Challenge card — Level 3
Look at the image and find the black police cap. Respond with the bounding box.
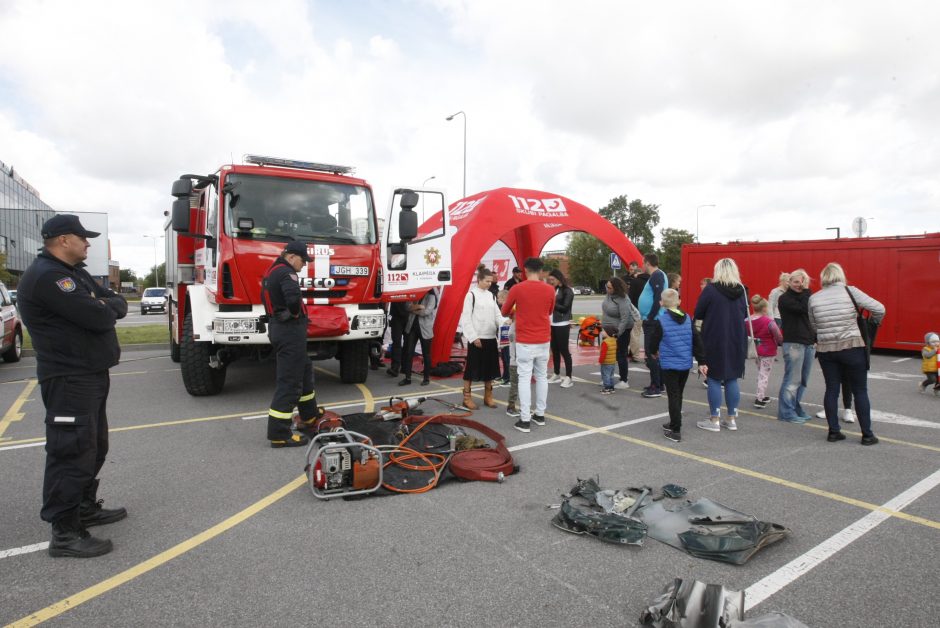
[41,214,101,239]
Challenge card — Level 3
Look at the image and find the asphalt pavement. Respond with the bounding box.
[1,339,938,627]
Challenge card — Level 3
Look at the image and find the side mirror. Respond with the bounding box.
[398,210,418,242]
[400,190,419,210]
[171,198,191,232]
[171,178,193,198]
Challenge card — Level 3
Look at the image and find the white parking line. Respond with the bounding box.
[891,357,912,363]
[0,541,49,560]
[508,412,669,452]
[744,466,940,611]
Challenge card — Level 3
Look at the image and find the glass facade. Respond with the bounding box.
[0,158,57,280]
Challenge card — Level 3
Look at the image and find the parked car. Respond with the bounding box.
[140,287,168,315]
[8,289,16,305]
[0,281,23,363]
[573,286,593,295]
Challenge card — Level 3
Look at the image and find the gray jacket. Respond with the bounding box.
[808,283,885,353]
[405,288,439,339]
[601,294,634,337]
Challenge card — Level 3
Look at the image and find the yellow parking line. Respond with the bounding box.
[0,380,37,441]
[7,475,307,627]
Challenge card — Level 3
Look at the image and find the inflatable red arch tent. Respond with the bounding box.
[426,187,644,367]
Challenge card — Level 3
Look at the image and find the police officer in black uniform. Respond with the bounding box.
[261,241,322,447]
[17,215,128,558]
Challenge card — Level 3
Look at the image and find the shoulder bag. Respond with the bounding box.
[845,286,879,370]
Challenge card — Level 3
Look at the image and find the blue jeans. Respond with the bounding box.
[778,342,815,420]
[600,364,615,389]
[706,377,740,418]
[818,347,874,437]
[516,342,549,421]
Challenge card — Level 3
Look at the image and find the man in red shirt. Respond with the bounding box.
[501,257,555,432]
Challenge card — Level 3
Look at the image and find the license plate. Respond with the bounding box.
[330,265,369,276]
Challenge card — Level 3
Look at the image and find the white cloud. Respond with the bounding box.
[0,0,938,276]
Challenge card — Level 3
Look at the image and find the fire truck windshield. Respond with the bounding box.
[223,174,376,245]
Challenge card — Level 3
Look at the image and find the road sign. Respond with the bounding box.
[610,253,621,270]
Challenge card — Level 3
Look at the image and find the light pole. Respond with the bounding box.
[695,204,716,242]
[445,111,466,198]
[143,234,164,287]
[422,175,436,187]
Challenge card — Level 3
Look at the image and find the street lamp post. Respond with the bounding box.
[445,111,466,198]
[143,234,164,287]
[695,204,716,242]
[422,175,436,187]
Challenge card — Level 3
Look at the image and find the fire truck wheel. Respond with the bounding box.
[180,310,227,395]
[338,339,369,384]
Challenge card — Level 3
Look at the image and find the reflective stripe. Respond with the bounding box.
[298,392,315,402]
[268,409,293,419]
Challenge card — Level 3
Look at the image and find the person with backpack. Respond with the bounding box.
[459,265,503,409]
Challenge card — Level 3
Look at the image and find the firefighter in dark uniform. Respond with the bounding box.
[17,215,128,558]
[262,241,322,447]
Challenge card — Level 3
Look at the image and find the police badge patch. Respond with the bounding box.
[56,278,77,292]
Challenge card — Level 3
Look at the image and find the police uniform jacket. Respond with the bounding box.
[263,258,306,322]
[17,250,127,382]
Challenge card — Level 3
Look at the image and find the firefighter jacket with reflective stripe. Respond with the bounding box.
[261,258,306,321]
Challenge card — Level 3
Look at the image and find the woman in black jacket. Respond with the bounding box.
[546,269,575,387]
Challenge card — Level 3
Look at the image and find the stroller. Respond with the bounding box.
[578,316,602,346]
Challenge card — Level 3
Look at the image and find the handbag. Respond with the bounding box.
[741,285,759,360]
[845,287,879,369]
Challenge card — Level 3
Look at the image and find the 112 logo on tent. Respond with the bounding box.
[508,195,567,216]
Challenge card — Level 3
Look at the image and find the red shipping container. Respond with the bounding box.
[680,233,940,351]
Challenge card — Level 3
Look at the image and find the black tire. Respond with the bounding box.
[168,307,181,363]
[180,310,226,395]
[2,328,22,363]
[338,339,369,384]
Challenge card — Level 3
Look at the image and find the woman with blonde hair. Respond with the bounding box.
[459,264,504,409]
[693,258,748,432]
[808,262,885,445]
[768,272,789,327]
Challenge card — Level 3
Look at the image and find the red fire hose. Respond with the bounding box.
[402,414,516,482]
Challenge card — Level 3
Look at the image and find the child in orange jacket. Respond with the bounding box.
[920,332,939,394]
[599,326,619,395]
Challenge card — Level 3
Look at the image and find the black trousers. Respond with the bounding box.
[40,371,110,523]
[661,369,690,432]
[267,319,316,439]
[643,320,662,388]
[401,326,432,378]
[616,330,631,383]
[550,325,572,376]
[388,314,407,371]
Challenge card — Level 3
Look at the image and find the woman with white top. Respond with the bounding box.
[459,264,504,409]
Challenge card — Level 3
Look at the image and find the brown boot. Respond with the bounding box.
[483,381,497,408]
[462,381,478,410]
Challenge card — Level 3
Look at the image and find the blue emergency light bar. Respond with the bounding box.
[243,154,356,175]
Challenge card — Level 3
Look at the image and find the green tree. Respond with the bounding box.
[657,227,695,275]
[541,257,560,273]
[142,263,166,289]
[119,268,138,284]
[599,195,661,253]
[0,253,12,285]
[566,232,612,291]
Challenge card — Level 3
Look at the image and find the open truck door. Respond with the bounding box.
[381,188,453,299]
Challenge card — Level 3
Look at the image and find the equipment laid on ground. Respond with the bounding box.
[305,429,383,499]
[164,155,455,394]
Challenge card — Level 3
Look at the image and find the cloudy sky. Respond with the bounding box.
[1,0,937,276]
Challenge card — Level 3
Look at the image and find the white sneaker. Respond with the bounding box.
[720,418,738,431]
[546,373,561,384]
[842,408,855,423]
[614,380,630,390]
[559,376,574,388]
[697,419,721,432]
[815,410,826,419]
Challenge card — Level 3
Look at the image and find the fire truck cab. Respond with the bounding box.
[166,155,453,396]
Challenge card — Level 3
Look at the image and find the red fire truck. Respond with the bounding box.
[165,155,453,395]
[680,233,940,351]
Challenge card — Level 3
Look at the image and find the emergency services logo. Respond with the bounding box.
[448,197,486,221]
[508,194,568,217]
[424,247,442,267]
[56,278,76,292]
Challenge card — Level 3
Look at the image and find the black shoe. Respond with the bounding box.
[49,514,112,558]
[662,423,672,431]
[531,415,546,426]
[270,433,309,448]
[80,481,127,528]
[398,377,412,386]
[827,431,846,442]
[421,377,430,386]
[663,430,681,443]
[513,420,531,433]
[861,435,879,446]
[641,388,662,398]
[386,367,399,377]
[753,399,767,409]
